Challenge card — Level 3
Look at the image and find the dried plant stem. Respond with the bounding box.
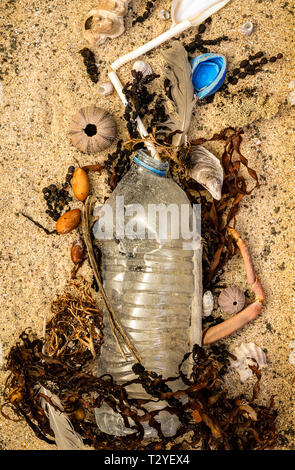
[82,197,142,363]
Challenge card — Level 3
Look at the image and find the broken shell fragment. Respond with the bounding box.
[189,146,223,200]
[83,1,130,46]
[72,167,90,202]
[239,21,254,36]
[69,105,117,154]
[218,286,245,314]
[191,53,227,99]
[132,60,153,77]
[56,209,81,235]
[158,9,170,20]
[203,291,214,317]
[97,81,114,96]
[231,342,267,382]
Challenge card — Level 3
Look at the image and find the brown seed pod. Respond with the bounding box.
[56,209,81,234]
[218,286,245,314]
[69,105,117,154]
[72,167,90,201]
[72,408,85,422]
[71,238,85,264]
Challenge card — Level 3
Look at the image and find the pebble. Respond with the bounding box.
[288,91,295,106]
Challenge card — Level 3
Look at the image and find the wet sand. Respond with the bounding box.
[0,0,294,450]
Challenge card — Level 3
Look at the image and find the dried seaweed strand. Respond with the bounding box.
[81,197,142,363]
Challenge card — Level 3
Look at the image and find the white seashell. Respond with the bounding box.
[83,1,130,46]
[158,9,170,20]
[231,342,267,382]
[239,21,254,36]
[202,291,214,317]
[288,90,295,106]
[189,146,223,200]
[132,60,153,78]
[98,81,114,96]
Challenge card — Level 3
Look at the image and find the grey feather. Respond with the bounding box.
[39,315,87,450]
[189,145,223,200]
[161,41,195,147]
[39,386,87,450]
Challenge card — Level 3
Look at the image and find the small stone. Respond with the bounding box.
[288,91,295,106]
[157,9,170,20]
[269,56,277,62]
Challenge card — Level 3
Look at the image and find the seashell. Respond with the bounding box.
[158,9,170,20]
[190,53,227,99]
[231,342,267,382]
[56,209,81,235]
[83,1,130,46]
[239,21,254,36]
[72,167,90,202]
[132,60,153,78]
[218,286,245,314]
[69,105,117,154]
[288,91,295,106]
[97,81,114,96]
[202,290,214,317]
[189,145,223,200]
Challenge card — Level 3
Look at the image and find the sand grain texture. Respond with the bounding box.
[0,0,294,450]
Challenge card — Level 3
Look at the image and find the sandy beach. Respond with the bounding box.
[0,0,294,450]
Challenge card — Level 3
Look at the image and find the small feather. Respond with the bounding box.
[189,145,223,200]
[162,42,195,147]
[39,386,87,450]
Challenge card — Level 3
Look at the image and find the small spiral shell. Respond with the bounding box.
[202,291,214,317]
[218,286,245,314]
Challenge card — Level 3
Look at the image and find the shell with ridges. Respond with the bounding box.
[132,60,153,78]
[202,291,214,317]
[218,286,245,314]
[98,81,114,96]
[69,105,117,154]
[83,1,130,46]
[231,342,267,382]
[189,145,223,200]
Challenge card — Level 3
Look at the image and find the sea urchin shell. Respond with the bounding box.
[69,106,117,154]
[218,286,245,314]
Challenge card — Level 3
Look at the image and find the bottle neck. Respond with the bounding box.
[133,150,168,177]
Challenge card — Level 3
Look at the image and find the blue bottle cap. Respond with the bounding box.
[191,54,227,99]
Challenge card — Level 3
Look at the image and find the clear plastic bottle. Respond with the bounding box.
[93,150,202,437]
